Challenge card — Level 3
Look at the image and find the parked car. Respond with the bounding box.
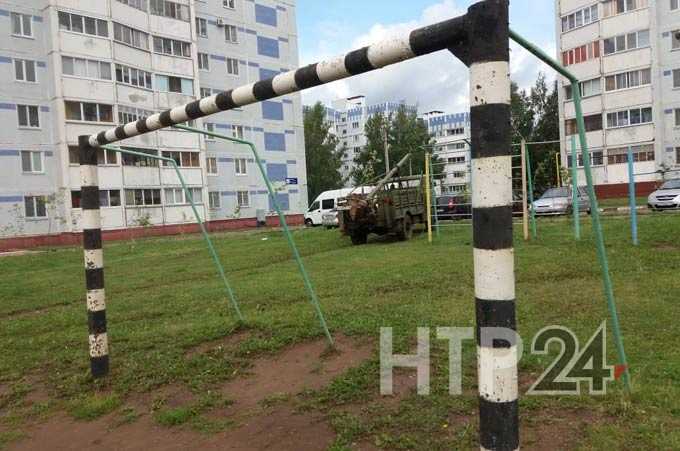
[647,179,680,211]
[531,187,591,216]
[436,195,471,220]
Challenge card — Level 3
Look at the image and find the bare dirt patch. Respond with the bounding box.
[6,334,374,451]
[184,329,253,358]
[522,408,609,451]
[217,333,374,411]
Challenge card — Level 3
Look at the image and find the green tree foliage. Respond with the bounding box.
[303,102,344,202]
[352,106,439,185]
[511,73,560,195]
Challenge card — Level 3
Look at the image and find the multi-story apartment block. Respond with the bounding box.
[423,110,471,195]
[319,96,417,185]
[556,0,680,196]
[0,0,306,245]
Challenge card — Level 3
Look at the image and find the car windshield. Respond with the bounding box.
[540,188,569,199]
[660,179,680,190]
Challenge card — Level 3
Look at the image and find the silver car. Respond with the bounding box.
[648,179,680,211]
[531,187,591,216]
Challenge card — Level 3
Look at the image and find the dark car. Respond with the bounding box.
[436,195,471,220]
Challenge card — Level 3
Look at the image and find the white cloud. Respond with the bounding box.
[300,0,556,113]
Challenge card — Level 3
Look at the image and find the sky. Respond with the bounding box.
[296,0,557,114]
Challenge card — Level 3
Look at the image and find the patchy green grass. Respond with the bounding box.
[1,214,679,449]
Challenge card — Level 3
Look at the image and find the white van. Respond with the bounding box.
[304,187,371,226]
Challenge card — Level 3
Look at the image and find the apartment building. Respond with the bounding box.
[0,0,305,242]
[320,96,418,185]
[557,0,680,196]
[423,110,471,195]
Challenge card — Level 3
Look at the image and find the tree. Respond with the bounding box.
[352,106,437,185]
[510,81,534,143]
[303,103,344,202]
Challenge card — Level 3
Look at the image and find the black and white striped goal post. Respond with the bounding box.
[79,0,517,447]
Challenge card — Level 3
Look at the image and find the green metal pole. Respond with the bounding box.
[100,145,244,322]
[524,143,538,239]
[570,135,581,241]
[510,29,631,391]
[429,154,440,238]
[172,124,334,346]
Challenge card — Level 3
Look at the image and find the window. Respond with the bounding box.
[226,57,239,75]
[606,107,653,128]
[567,151,604,167]
[17,105,40,128]
[11,12,32,37]
[118,105,153,125]
[203,123,215,140]
[209,192,221,209]
[207,157,218,174]
[561,5,598,32]
[237,190,249,207]
[68,146,80,165]
[448,156,465,164]
[64,101,113,123]
[150,0,190,21]
[447,127,464,136]
[153,36,191,57]
[116,0,148,12]
[673,30,680,50]
[58,12,108,37]
[200,88,212,98]
[165,187,202,205]
[225,25,238,43]
[562,41,600,66]
[71,190,121,208]
[62,57,112,80]
[224,0,236,8]
[235,158,247,175]
[603,30,650,55]
[97,148,118,165]
[674,108,680,127]
[155,75,194,95]
[453,171,466,178]
[604,68,651,91]
[122,148,158,167]
[198,53,209,70]
[232,125,244,139]
[24,196,47,218]
[113,23,149,50]
[565,114,602,135]
[677,147,680,164]
[674,69,680,88]
[115,64,153,89]
[21,151,43,173]
[606,145,655,164]
[602,0,648,17]
[673,0,680,10]
[14,59,36,82]
[196,17,208,37]
[161,151,200,167]
[125,189,161,206]
[565,78,601,100]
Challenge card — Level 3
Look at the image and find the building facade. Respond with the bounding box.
[423,110,471,195]
[0,0,306,242]
[319,96,418,185]
[556,0,680,196]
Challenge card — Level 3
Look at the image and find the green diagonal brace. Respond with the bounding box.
[172,124,334,346]
[101,145,244,322]
[510,29,631,392]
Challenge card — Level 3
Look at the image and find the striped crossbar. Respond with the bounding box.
[87,15,466,147]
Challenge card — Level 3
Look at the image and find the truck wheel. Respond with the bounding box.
[350,231,368,245]
[397,215,413,241]
[305,219,314,227]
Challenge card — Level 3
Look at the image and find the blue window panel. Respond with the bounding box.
[259,68,279,80]
[0,56,12,64]
[0,149,20,156]
[0,103,16,110]
[269,193,289,211]
[0,195,23,203]
[181,79,194,95]
[262,101,284,120]
[257,36,280,58]
[266,163,287,181]
[255,4,277,27]
[264,132,286,151]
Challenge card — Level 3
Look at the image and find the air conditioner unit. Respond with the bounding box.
[216,18,225,27]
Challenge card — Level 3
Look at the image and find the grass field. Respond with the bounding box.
[1,213,679,450]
